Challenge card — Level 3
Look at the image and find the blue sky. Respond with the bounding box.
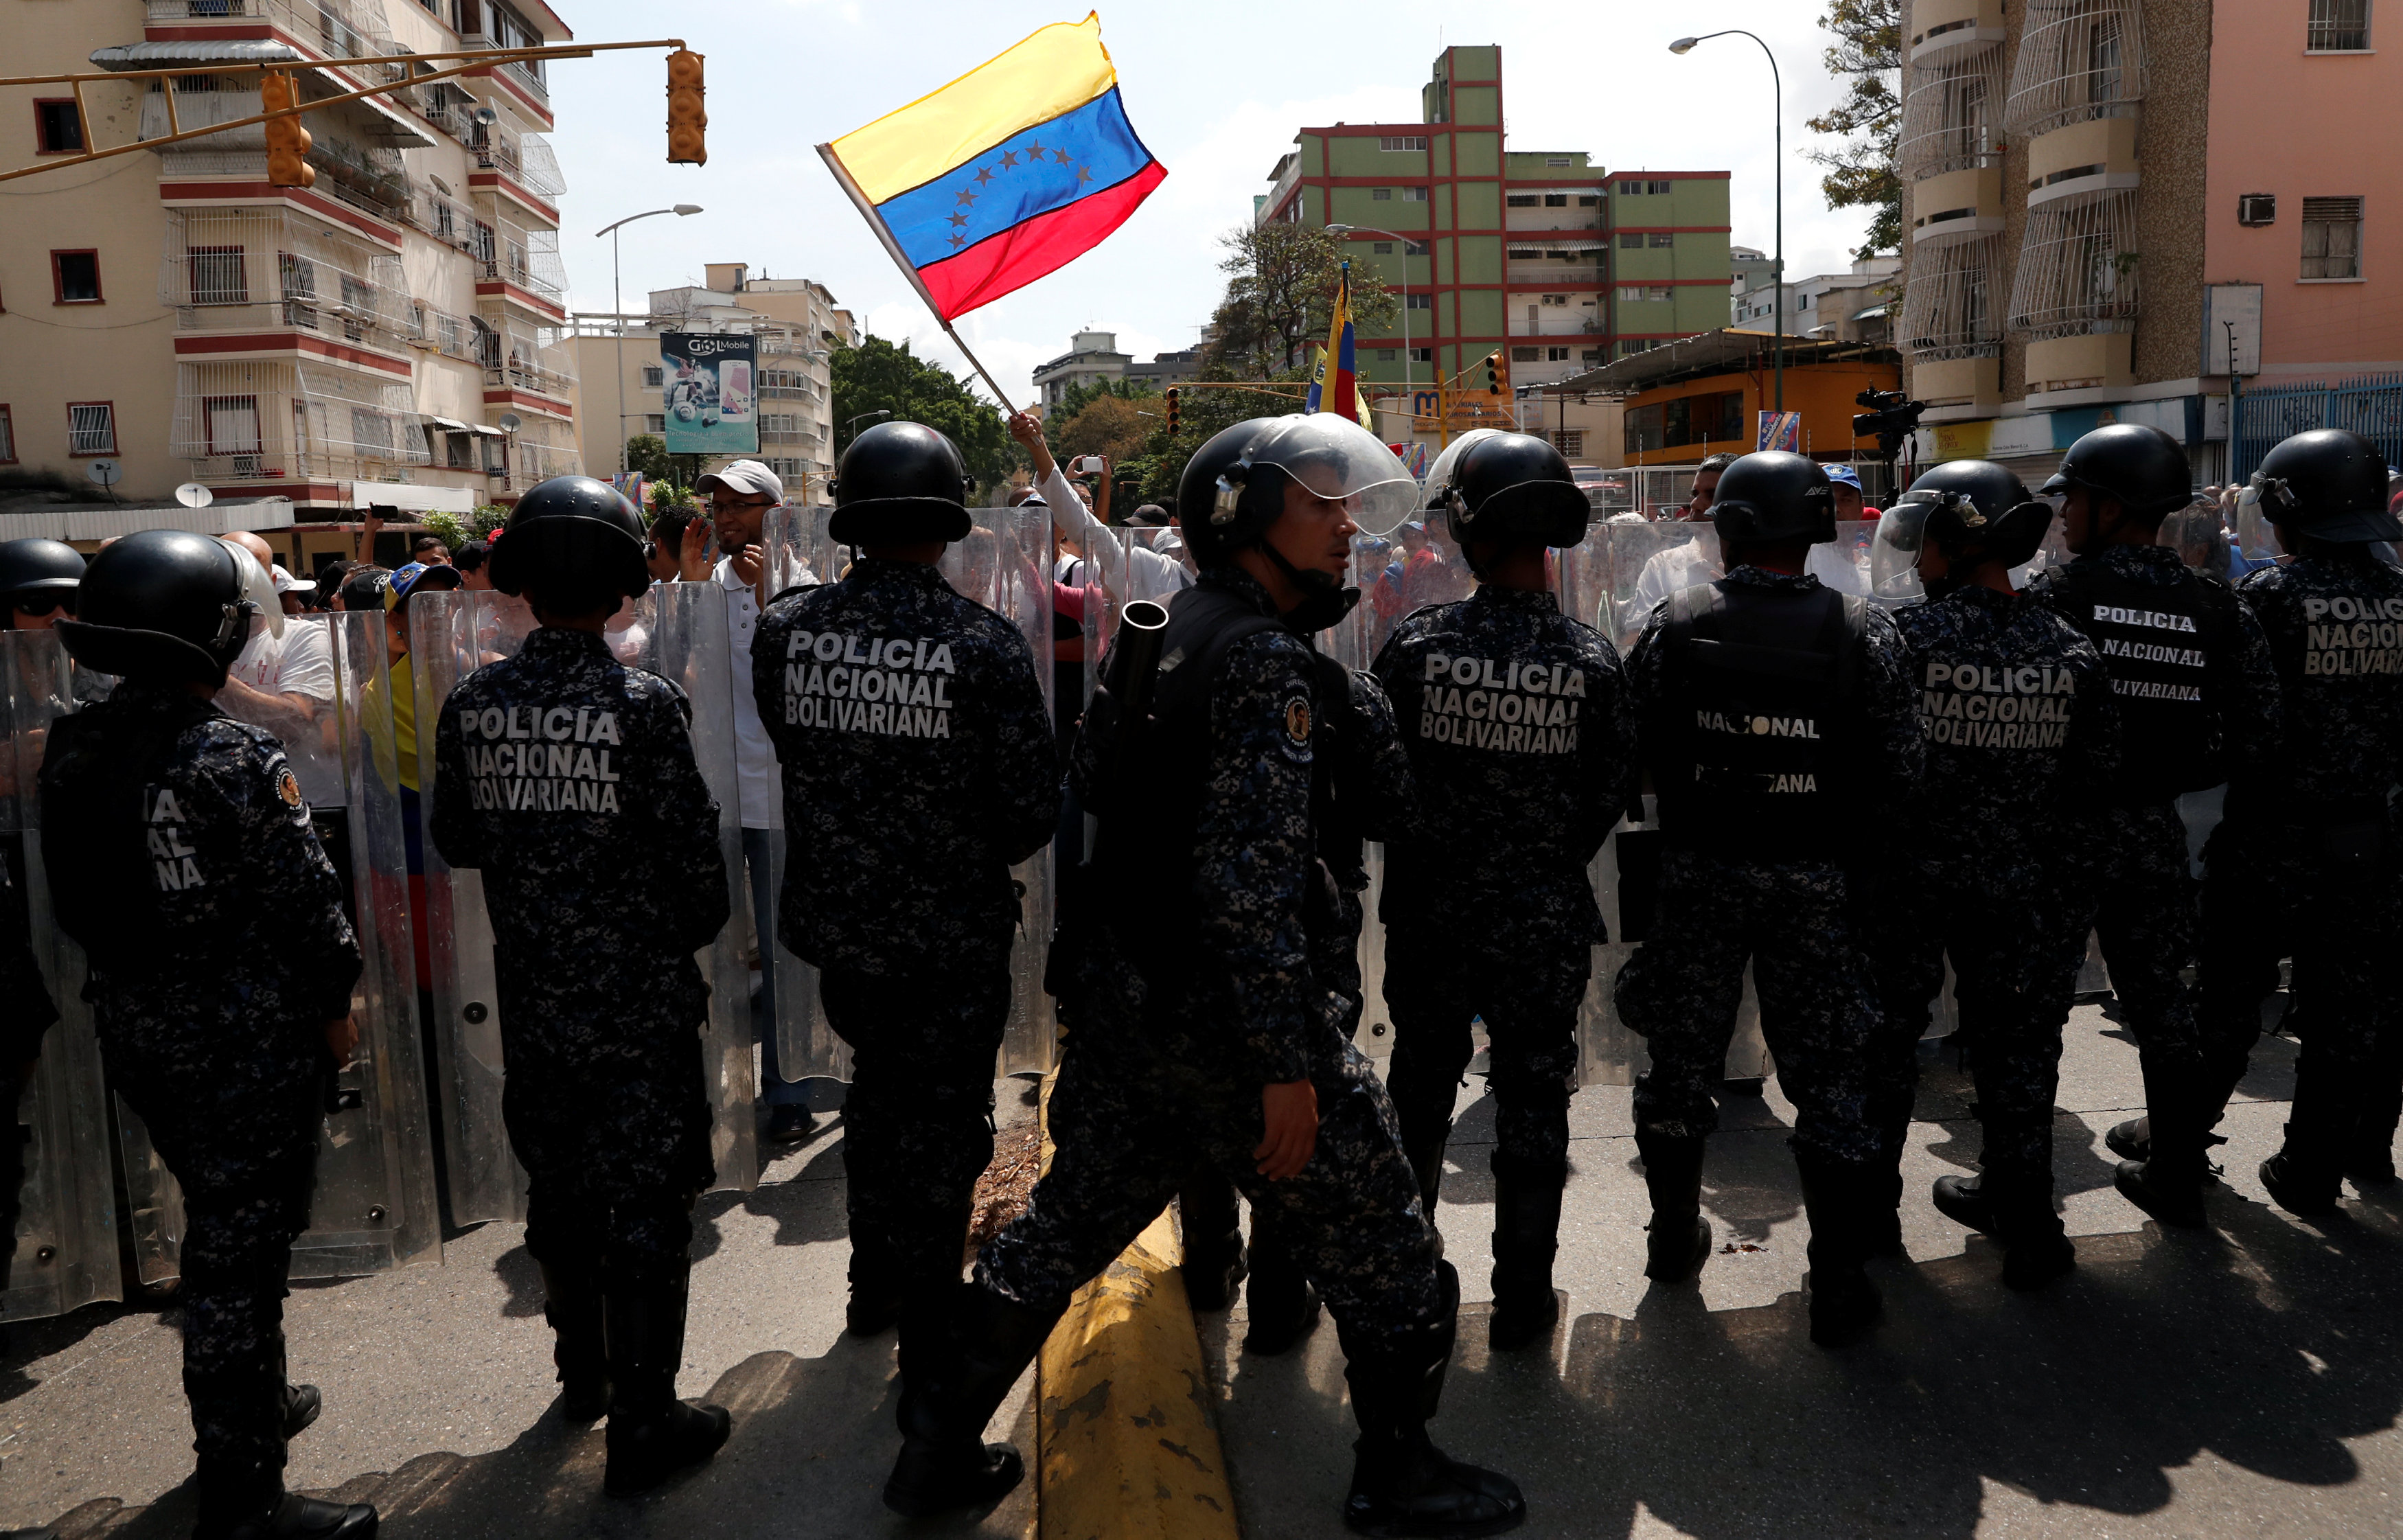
[547,0,1880,404]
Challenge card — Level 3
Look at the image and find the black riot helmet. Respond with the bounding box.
[485,474,651,609]
[1708,452,1837,546]
[829,420,974,545]
[1175,417,1281,566]
[2252,428,2403,542]
[1440,432,1592,552]
[55,529,255,685]
[1885,459,2054,569]
[2040,423,2192,521]
[0,538,86,611]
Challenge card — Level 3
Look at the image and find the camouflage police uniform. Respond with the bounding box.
[980,568,1442,1339]
[1873,586,2119,1184]
[430,626,728,1287]
[2025,544,2281,1075]
[1372,585,1633,1191]
[2200,553,2403,1152]
[752,559,1059,1322]
[1615,566,1920,1164]
[39,679,360,1513]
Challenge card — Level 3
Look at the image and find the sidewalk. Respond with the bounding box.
[1202,1002,2403,1538]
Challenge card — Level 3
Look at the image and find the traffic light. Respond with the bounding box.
[1164,386,1180,437]
[1851,388,1927,461]
[1484,352,1502,394]
[666,49,707,165]
[262,72,314,189]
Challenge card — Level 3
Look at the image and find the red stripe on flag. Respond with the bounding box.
[917,161,1166,321]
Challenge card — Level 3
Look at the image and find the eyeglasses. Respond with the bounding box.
[11,593,74,617]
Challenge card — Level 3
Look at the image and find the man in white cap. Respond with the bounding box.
[691,459,816,1142]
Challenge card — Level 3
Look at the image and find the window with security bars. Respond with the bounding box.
[1900,235,2001,358]
[1551,430,1585,457]
[2308,0,2371,49]
[2005,1,2146,139]
[2302,196,2364,278]
[641,365,664,387]
[1899,51,2006,180]
[185,246,246,304]
[643,414,666,434]
[2008,192,2140,338]
[69,402,116,456]
[202,395,260,456]
[0,406,14,465]
[278,251,317,327]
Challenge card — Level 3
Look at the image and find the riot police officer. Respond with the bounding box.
[2025,424,2279,1228]
[891,415,1526,1537]
[1613,450,1920,1346]
[430,477,735,1495]
[41,531,374,1540]
[750,424,1060,1366]
[0,537,84,632]
[2183,429,2403,1214]
[1867,461,2119,1288]
[1372,432,1633,1351]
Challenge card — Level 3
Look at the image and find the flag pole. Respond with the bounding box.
[816,142,1017,413]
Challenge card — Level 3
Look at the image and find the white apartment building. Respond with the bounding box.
[0,0,580,560]
[571,263,858,496]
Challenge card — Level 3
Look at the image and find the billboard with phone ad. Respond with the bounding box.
[660,332,759,456]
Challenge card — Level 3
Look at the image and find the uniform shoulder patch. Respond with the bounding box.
[275,765,304,809]
[1283,693,1312,748]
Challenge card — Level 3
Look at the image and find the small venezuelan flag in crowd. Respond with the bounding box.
[1305,261,1364,427]
[817,13,1165,321]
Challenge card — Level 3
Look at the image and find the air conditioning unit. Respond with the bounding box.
[2238,193,2277,227]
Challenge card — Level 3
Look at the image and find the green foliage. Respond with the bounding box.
[1118,363,1315,508]
[1804,0,1902,260]
[622,435,700,512]
[1050,374,1158,423]
[829,335,1017,496]
[1202,223,1398,377]
[419,506,507,548]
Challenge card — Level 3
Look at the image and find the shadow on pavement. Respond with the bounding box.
[42,1335,1033,1540]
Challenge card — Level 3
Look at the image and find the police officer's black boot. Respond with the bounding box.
[884,1283,1063,1517]
[1795,1151,1883,1347]
[1485,1169,1563,1353]
[1633,1129,1711,1283]
[2261,1053,2358,1216]
[537,1262,610,1421]
[1177,1169,1248,1312]
[196,1464,378,1540]
[1930,1166,2074,1291]
[1337,1262,1526,1538]
[1241,1208,1322,1356]
[2113,1059,2214,1228]
[601,1265,732,1496]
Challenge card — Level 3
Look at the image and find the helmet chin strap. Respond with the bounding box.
[1256,539,1357,632]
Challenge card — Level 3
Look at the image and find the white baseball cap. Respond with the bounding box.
[271,564,317,595]
[696,459,784,503]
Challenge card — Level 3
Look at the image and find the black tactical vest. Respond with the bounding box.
[1652,580,1867,858]
[2043,560,2242,798]
[38,694,222,978]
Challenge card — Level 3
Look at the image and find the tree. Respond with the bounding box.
[1202,222,1398,377]
[1805,0,1902,260]
[829,335,1017,496]
[620,435,698,512]
[1122,363,1316,507]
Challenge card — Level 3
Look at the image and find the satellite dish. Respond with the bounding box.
[176,482,214,509]
[498,412,522,433]
[474,106,498,126]
[86,459,121,487]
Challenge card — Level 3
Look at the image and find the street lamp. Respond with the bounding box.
[1329,222,1418,431]
[846,409,892,439]
[595,204,703,475]
[1670,31,1783,416]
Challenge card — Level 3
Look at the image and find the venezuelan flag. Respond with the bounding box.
[817,14,1165,322]
[1305,262,1359,422]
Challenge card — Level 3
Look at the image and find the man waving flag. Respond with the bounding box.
[818,13,1165,403]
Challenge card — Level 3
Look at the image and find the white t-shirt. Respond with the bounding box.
[273,619,345,805]
[717,556,782,830]
[227,618,284,693]
[1630,533,1869,620]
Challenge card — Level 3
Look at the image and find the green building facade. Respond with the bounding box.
[1258,46,1731,408]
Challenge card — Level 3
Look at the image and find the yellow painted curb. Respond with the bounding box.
[1034,1077,1241,1540]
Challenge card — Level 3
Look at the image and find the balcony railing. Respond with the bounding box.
[479,213,566,303]
[1898,51,2008,180]
[478,314,577,398]
[2004,0,2146,140]
[1505,266,1605,288]
[171,357,428,480]
[1898,235,2002,359]
[146,0,398,68]
[2006,189,2141,339]
[161,207,411,347]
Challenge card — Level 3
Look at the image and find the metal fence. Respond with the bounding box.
[2233,373,2403,481]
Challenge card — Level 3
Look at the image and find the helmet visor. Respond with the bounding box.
[1418,428,1504,513]
[1245,413,1421,536]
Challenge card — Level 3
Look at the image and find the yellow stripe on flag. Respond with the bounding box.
[827,12,1120,206]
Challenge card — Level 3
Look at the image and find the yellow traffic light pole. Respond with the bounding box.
[0,40,696,187]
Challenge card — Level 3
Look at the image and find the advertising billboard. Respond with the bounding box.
[660,332,759,456]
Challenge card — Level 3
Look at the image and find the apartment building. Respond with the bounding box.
[1028,330,1200,411]
[0,0,583,541]
[1254,45,1731,441]
[571,263,858,495]
[1898,0,2402,485]
[1734,254,1902,347]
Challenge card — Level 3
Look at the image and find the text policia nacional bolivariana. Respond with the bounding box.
[2300,594,2403,676]
[1414,652,1587,754]
[460,704,628,813]
[781,630,960,739]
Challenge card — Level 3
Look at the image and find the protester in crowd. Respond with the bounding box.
[1825,463,1877,520]
[273,566,317,617]
[413,536,452,567]
[455,540,494,591]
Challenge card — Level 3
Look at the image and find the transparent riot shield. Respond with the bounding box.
[411,590,533,1224]
[2158,503,2234,580]
[0,633,121,1323]
[1597,521,1718,652]
[762,502,842,597]
[115,612,441,1283]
